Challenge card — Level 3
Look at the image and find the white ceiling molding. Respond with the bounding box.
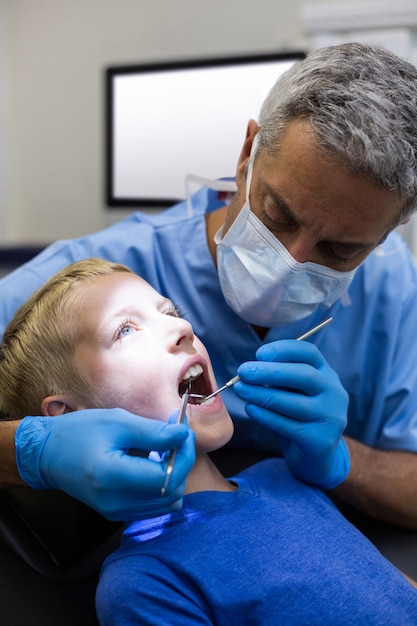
[302,1,417,33]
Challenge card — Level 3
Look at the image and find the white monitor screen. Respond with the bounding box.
[105,52,305,207]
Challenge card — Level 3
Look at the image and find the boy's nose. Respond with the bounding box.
[167,317,195,351]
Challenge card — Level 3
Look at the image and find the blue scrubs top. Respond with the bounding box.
[1,187,417,453]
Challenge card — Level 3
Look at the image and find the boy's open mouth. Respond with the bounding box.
[178,364,212,404]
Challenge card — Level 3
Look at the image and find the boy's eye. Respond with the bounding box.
[164,307,179,318]
[119,324,136,337]
[114,320,138,341]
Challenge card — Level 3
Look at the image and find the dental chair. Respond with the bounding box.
[0,487,123,626]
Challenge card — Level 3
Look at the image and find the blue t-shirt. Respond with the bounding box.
[1,188,417,452]
[96,459,417,625]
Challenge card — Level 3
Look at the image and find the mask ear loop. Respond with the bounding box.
[184,174,237,217]
[245,132,260,203]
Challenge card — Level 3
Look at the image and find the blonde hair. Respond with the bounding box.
[0,258,133,419]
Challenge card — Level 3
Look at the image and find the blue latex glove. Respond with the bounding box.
[235,340,350,490]
[15,408,195,522]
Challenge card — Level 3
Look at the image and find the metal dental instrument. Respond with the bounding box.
[293,316,333,341]
[195,375,241,404]
[160,388,190,497]
[195,316,333,404]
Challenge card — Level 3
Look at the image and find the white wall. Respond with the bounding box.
[0,1,9,240]
[0,0,307,245]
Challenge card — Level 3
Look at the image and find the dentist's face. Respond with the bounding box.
[223,118,406,272]
[72,272,233,454]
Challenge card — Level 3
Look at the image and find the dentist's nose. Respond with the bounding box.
[280,230,316,264]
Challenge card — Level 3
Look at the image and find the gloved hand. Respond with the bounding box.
[234,340,350,490]
[15,408,195,522]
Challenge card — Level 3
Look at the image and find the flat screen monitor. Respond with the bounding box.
[105,52,305,208]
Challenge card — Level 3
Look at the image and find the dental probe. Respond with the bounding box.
[294,316,333,341]
[160,388,190,497]
[196,375,241,404]
[197,316,333,404]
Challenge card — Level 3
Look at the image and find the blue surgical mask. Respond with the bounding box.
[215,140,356,327]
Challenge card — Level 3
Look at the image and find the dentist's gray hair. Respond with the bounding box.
[257,42,417,222]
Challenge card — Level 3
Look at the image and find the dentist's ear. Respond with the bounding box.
[41,395,85,416]
[235,119,259,185]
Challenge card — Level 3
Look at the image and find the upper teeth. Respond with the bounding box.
[182,364,203,381]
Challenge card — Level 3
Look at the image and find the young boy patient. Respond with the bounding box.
[0,258,416,625]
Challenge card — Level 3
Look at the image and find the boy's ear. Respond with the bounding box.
[41,395,85,416]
